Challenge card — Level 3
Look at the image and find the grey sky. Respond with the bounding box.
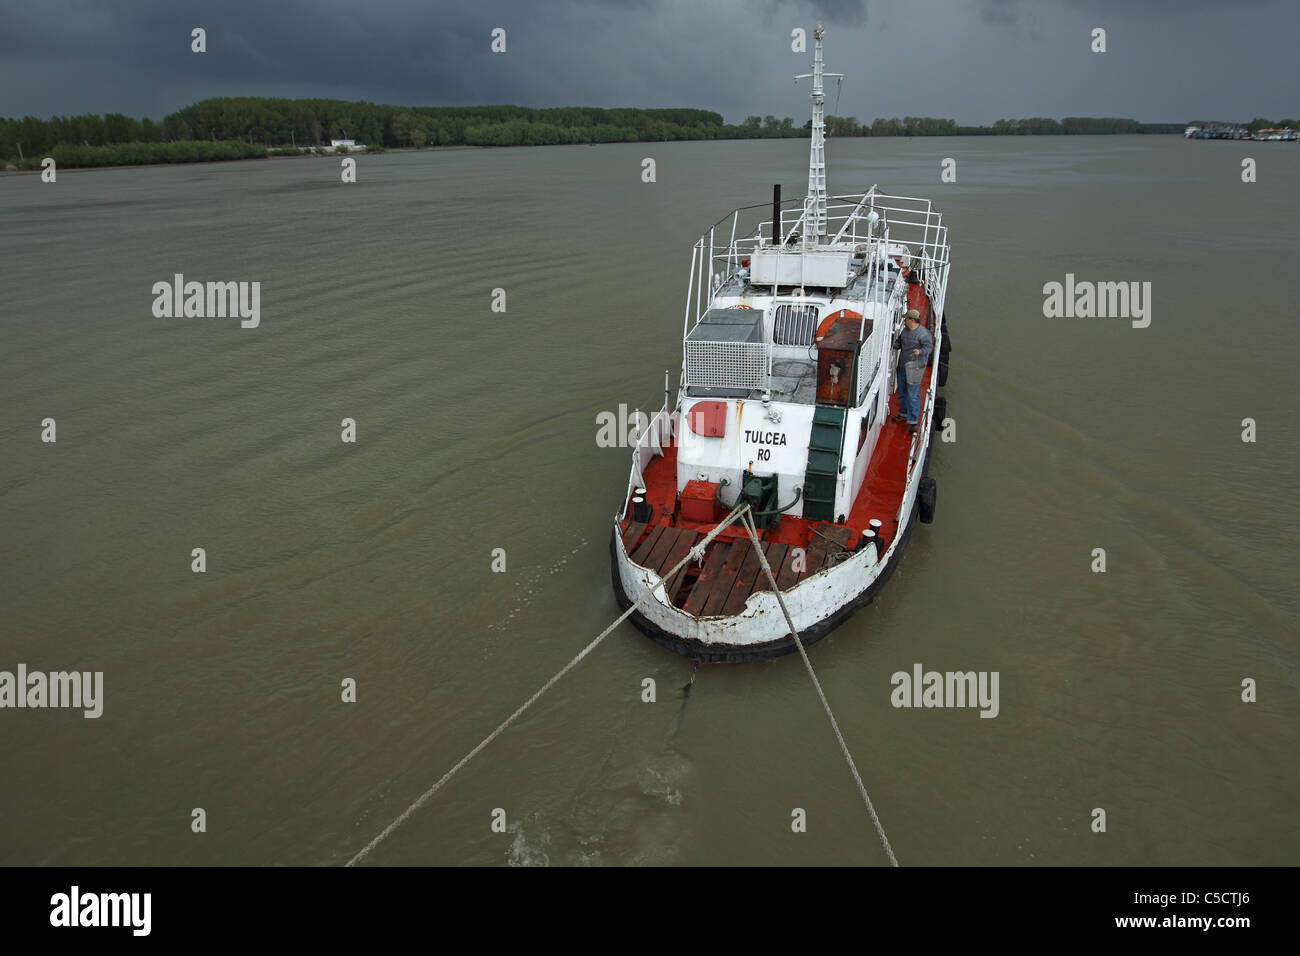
[1,0,1294,124]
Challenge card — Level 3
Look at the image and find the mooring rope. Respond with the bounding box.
[345,504,749,867]
[347,502,897,867]
[738,510,900,867]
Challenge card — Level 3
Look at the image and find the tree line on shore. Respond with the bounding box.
[1245,117,1299,131]
[1184,117,1299,131]
[2,97,1192,169]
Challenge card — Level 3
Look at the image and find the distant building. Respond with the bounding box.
[330,138,361,151]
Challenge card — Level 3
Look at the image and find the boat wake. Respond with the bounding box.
[488,537,589,632]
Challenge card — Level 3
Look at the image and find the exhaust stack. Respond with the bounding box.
[772,183,781,245]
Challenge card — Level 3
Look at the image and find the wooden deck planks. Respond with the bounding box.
[620,520,647,555]
[629,465,902,620]
[753,542,789,594]
[642,525,680,574]
[630,525,667,567]
[816,524,857,553]
[656,528,700,601]
[802,540,828,581]
[701,539,753,617]
[682,541,732,617]
[774,542,803,590]
[784,530,829,583]
[656,527,698,574]
[721,539,766,616]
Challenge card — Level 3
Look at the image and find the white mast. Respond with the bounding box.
[795,24,842,247]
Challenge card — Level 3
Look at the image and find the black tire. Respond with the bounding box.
[937,358,949,387]
[940,327,951,358]
[918,477,937,524]
[933,395,947,429]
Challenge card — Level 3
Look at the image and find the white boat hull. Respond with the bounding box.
[611,422,932,661]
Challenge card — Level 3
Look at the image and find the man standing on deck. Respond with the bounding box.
[892,309,933,435]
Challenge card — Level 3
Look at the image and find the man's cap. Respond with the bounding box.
[905,309,921,320]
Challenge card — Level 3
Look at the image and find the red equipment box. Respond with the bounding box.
[679,480,721,523]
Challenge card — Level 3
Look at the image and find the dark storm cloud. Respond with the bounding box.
[789,0,869,24]
[980,0,1020,26]
[990,0,1274,17]
[1,0,1296,124]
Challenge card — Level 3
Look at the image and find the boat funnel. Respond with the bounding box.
[772,183,781,245]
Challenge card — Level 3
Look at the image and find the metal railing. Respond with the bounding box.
[674,184,953,528]
[855,316,886,405]
[683,186,950,348]
[619,402,675,521]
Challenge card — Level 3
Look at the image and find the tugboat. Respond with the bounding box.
[610,25,952,661]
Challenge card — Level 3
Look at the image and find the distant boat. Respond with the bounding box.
[611,25,952,661]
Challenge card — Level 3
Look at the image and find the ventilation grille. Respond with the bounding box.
[684,341,768,391]
[773,304,819,346]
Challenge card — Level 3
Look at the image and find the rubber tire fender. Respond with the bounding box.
[918,477,937,524]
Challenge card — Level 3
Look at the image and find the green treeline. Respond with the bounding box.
[47,140,268,168]
[1,96,1194,167]
[0,100,752,161]
[831,116,1185,136]
[1245,117,1300,131]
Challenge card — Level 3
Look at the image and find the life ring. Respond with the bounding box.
[726,304,755,309]
[814,308,862,342]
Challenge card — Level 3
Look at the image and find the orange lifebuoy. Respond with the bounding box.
[726,304,755,309]
[814,308,862,342]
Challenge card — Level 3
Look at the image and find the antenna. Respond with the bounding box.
[794,24,844,247]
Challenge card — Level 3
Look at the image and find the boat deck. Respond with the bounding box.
[769,359,818,404]
[620,362,932,616]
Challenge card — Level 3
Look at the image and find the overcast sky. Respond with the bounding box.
[1,0,1295,124]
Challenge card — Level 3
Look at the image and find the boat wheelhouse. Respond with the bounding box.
[610,26,952,661]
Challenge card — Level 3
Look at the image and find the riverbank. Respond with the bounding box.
[5,134,1202,177]
[1,143,485,176]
